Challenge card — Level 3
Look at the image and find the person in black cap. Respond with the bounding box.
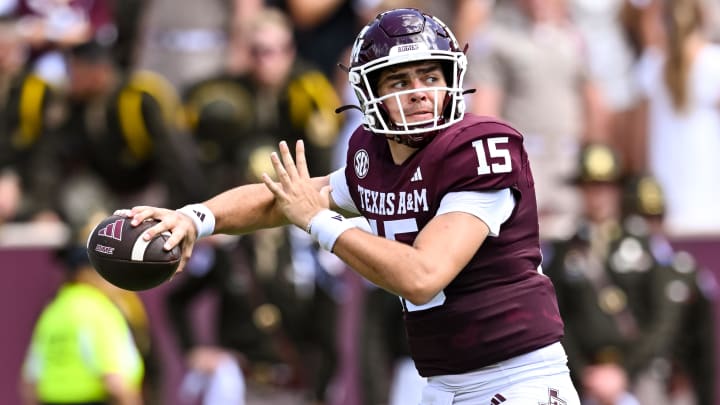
[621,173,717,405]
[544,143,690,405]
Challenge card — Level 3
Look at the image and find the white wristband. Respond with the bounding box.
[307,209,356,252]
[177,203,216,238]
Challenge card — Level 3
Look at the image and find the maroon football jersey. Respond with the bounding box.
[344,114,564,376]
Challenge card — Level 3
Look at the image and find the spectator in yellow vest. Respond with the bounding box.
[19,237,145,405]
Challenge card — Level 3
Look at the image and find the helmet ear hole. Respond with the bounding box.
[440,61,454,86]
[367,70,381,96]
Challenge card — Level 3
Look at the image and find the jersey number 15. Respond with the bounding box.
[473,137,511,175]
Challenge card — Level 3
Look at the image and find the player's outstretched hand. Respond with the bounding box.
[115,206,198,273]
[262,140,331,230]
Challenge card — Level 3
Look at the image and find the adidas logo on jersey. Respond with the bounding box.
[490,393,506,404]
[410,167,423,182]
[98,219,124,241]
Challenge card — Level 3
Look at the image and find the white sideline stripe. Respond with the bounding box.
[131,236,150,261]
[131,231,172,261]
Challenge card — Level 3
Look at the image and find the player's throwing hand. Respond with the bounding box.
[118,206,199,274]
[262,140,332,231]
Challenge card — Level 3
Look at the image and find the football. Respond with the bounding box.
[86,214,181,291]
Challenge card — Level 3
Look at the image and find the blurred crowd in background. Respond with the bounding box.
[2,0,720,404]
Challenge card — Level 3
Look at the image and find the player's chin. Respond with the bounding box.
[406,113,434,124]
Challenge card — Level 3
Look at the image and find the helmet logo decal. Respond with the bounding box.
[350,25,369,64]
[354,149,370,179]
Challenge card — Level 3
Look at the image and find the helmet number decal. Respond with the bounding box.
[472,137,512,175]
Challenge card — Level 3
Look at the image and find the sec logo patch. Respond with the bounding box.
[354,149,369,179]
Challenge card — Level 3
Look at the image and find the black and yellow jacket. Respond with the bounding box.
[182,61,343,196]
[2,69,205,219]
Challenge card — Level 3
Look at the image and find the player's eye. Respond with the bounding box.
[424,74,442,85]
[391,79,408,89]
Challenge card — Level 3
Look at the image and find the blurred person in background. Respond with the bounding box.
[567,0,641,168]
[273,0,359,80]
[699,0,720,43]
[0,168,22,224]
[136,0,263,90]
[621,173,717,405]
[11,0,117,86]
[182,6,343,194]
[629,0,720,236]
[166,228,340,405]
[617,0,661,177]
[544,143,689,405]
[19,214,145,405]
[0,0,146,75]
[0,20,32,225]
[468,0,611,240]
[170,7,343,405]
[0,30,83,248]
[423,0,496,51]
[108,0,147,71]
[13,39,204,231]
[0,47,57,223]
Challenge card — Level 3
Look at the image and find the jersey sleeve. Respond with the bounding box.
[438,122,528,194]
[329,167,360,214]
[437,189,515,237]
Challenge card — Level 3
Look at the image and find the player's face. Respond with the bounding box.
[376,61,447,125]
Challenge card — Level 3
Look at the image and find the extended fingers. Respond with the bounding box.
[262,172,286,199]
[270,151,292,186]
[278,141,300,179]
[294,140,310,179]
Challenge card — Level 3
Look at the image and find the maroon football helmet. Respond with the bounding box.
[347,8,468,147]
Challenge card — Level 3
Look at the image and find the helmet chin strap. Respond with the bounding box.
[335,104,362,114]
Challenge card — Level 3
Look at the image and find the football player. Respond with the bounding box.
[124,8,580,404]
